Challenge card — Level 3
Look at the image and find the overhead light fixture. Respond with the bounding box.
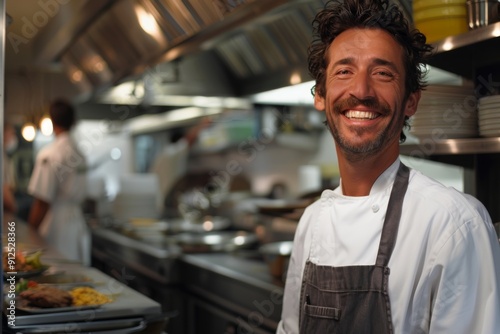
[290,72,302,85]
[21,123,37,142]
[40,115,53,136]
[135,4,162,39]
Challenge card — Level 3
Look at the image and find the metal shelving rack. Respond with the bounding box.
[399,22,500,222]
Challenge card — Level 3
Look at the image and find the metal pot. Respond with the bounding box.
[467,0,500,29]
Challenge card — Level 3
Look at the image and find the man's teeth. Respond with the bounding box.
[345,110,377,120]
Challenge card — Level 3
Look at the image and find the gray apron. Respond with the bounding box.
[299,163,410,333]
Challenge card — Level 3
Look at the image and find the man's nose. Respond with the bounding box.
[348,71,375,100]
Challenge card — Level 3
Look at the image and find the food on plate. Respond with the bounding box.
[69,286,113,306]
[19,285,73,308]
[2,250,44,272]
[15,279,39,293]
[16,284,113,309]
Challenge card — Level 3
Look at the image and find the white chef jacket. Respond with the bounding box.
[150,138,189,198]
[28,133,90,265]
[277,159,500,334]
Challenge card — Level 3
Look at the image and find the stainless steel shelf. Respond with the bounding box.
[400,137,500,156]
[427,22,500,79]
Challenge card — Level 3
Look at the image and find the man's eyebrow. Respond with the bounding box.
[331,57,399,72]
[331,57,354,67]
[372,58,399,72]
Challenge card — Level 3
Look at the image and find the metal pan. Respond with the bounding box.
[171,231,259,253]
[123,216,231,238]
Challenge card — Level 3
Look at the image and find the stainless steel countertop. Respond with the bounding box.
[90,223,285,329]
[2,214,163,330]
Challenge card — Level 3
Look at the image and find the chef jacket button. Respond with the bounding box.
[372,204,379,213]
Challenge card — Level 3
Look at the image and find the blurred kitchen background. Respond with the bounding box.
[4,0,468,223]
[5,0,500,332]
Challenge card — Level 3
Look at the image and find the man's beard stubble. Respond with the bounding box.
[324,95,403,162]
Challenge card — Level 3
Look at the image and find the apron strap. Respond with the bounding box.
[375,162,410,267]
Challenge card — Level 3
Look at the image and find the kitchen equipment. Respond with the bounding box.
[177,185,229,224]
[413,0,469,43]
[259,241,293,281]
[30,273,94,285]
[466,0,500,29]
[111,174,163,221]
[410,84,477,140]
[3,267,168,333]
[121,216,232,242]
[298,165,322,195]
[171,231,259,253]
[478,95,500,137]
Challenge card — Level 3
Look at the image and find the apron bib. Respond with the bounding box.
[299,163,410,334]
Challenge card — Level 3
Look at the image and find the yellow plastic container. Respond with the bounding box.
[413,0,467,12]
[413,5,468,43]
[413,5,467,21]
[414,17,469,43]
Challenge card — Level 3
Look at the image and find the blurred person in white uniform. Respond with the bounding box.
[277,0,500,333]
[150,117,211,200]
[3,121,17,213]
[28,99,90,265]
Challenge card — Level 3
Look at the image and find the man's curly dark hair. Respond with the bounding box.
[49,98,76,131]
[308,0,433,142]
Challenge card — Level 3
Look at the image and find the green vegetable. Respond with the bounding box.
[15,279,28,293]
[25,251,42,269]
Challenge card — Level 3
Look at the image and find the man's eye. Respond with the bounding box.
[376,71,393,77]
[336,69,351,75]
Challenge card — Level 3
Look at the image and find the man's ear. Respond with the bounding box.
[314,92,326,111]
[405,90,421,117]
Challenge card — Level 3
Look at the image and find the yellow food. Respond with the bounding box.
[69,286,112,306]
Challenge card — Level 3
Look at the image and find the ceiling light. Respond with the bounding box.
[40,116,53,136]
[21,123,37,142]
[290,72,302,85]
[136,4,161,38]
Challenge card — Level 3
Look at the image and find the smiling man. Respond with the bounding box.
[277,0,500,333]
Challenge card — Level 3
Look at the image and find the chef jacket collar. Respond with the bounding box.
[325,158,401,198]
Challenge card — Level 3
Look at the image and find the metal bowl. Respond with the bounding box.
[258,241,293,280]
[171,231,259,253]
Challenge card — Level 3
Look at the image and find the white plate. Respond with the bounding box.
[479,118,500,125]
[424,84,475,95]
[479,95,500,103]
[412,133,477,140]
[411,118,477,125]
[478,101,500,108]
[410,130,477,137]
[411,124,477,130]
[478,110,500,116]
[479,124,500,131]
[478,105,500,110]
[480,129,500,137]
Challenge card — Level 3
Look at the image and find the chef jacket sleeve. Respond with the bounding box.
[427,198,500,334]
[28,154,57,203]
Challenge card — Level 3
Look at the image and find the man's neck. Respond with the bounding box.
[336,145,399,196]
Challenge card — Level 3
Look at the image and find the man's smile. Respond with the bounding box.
[344,110,380,120]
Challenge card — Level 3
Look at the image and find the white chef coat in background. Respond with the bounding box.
[278,159,500,334]
[28,133,90,266]
[150,138,189,199]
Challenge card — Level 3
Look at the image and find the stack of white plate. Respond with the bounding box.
[478,95,500,137]
[410,85,478,140]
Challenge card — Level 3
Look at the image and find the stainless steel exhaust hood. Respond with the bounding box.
[29,0,329,107]
[3,0,414,123]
